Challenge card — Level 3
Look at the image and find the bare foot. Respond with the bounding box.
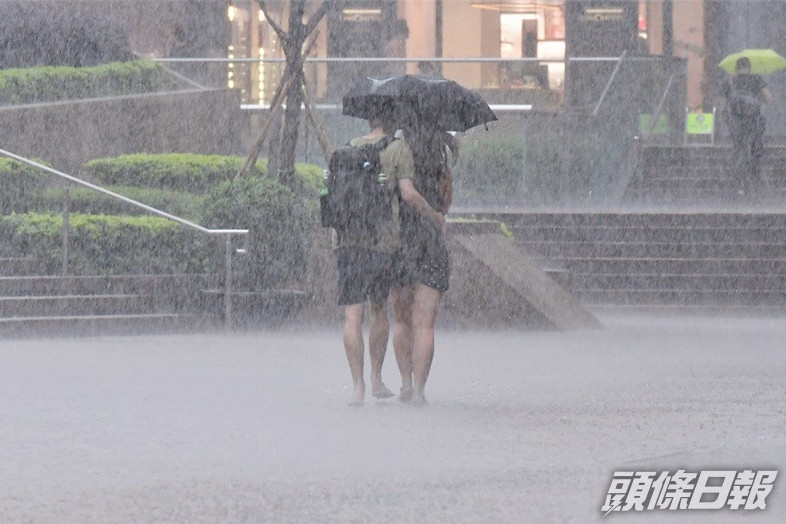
[412,393,429,407]
[398,384,413,402]
[371,383,394,399]
[348,383,365,407]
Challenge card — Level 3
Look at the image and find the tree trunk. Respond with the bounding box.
[244,0,332,185]
[276,1,306,189]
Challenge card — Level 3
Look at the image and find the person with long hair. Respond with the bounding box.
[390,127,457,405]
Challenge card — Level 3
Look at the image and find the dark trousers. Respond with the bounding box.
[729,115,766,197]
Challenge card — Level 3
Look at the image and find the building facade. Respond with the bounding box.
[47,0,781,136]
[224,1,706,108]
[220,0,785,136]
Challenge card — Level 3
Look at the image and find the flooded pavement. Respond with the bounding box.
[1,313,784,523]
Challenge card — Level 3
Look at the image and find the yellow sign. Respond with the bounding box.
[685,113,714,135]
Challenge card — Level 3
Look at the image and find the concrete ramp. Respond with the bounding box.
[448,224,602,331]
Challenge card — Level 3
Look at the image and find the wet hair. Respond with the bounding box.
[367,108,397,135]
[404,128,459,181]
[736,57,752,72]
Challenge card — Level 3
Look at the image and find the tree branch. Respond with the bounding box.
[235,31,321,179]
[302,77,334,163]
[256,0,286,41]
[303,0,335,37]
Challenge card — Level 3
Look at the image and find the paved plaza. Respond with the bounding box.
[1,313,784,523]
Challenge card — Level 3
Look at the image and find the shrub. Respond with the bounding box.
[83,154,267,193]
[0,60,178,105]
[0,2,134,68]
[0,213,209,275]
[524,119,625,205]
[294,161,325,197]
[453,136,525,202]
[83,153,323,197]
[452,119,624,206]
[33,186,206,222]
[0,158,52,214]
[202,176,314,290]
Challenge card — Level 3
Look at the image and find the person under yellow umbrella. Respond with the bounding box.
[720,56,773,203]
[719,48,786,75]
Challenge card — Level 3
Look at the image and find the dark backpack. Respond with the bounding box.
[320,136,396,240]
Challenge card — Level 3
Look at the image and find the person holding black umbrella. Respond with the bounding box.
[341,75,495,406]
[332,108,445,406]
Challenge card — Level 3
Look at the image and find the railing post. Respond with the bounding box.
[61,182,70,275]
[224,234,233,330]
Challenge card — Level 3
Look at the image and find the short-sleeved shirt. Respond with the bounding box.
[332,135,415,254]
[723,73,766,119]
[723,73,766,99]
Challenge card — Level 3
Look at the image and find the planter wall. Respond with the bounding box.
[0,88,249,175]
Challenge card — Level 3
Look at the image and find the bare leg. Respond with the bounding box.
[343,303,365,406]
[390,286,415,401]
[411,284,441,406]
[368,300,393,398]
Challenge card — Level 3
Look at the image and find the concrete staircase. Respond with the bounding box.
[0,266,218,337]
[624,145,786,205]
[496,212,786,314]
[0,256,310,338]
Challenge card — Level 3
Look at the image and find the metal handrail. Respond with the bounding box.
[153,56,647,64]
[0,148,248,329]
[645,72,676,136]
[592,50,628,116]
[154,56,567,64]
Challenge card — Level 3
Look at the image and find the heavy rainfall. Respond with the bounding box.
[0,1,784,523]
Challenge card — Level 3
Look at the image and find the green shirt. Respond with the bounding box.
[333,135,414,254]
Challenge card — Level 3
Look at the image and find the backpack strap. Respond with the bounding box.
[367,135,397,154]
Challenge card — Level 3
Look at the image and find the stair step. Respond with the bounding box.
[500,212,786,229]
[0,294,153,316]
[0,274,212,295]
[511,225,786,243]
[576,288,786,306]
[544,257,786,275]
[631,144,786,205]
[572,273,786,290]
[588,304,786,316]
[0,313,217,338]
[521,240,786,259]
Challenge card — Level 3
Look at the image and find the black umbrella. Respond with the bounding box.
[342,74,497,132]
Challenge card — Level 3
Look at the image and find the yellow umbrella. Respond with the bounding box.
[719,48,786,75]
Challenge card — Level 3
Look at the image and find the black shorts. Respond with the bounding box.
[392,220,450,293]
[335,247,394,306]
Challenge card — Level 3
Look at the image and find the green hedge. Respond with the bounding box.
[0,60,178,105]
[203,175,314,290]
[0,158,52,214]
[453,136,525,201]
[294,161,325,197]
[83,154,268,193]
[523,121,621,205]
[453,125,617,205]
[0,3,134,68]
[0,154,320,288]
[83,153,325,197]
[0,212,208,275]
[33,186,206,222]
